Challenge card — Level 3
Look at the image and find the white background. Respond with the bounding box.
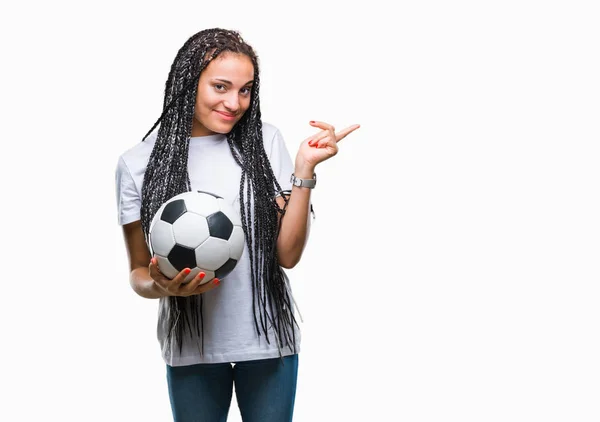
[1,0,599,421]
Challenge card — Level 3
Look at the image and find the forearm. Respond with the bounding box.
[130,267,166,299]
[277,166,314,268]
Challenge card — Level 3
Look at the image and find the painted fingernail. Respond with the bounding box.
[184,268,191,274]
[198,272,206,280]
[308,140,314,146]
[310,120,315,123]
[213,278,220,285]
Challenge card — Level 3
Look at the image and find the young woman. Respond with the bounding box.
[115,28,359,422]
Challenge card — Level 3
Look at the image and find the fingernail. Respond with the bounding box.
[198,272,206,280]
[184,268,191,274]
[310,120,315,123]
[308,140,314,146]
[213,278,220,285]
[151,257,155,265]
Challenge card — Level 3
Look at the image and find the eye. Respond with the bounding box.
[214,84,226,91]
[240,86,252,96]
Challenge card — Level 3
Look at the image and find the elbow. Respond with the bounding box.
[277,235,307,269]
[278,254,301,269]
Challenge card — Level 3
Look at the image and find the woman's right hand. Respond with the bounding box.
[149,257,219,297]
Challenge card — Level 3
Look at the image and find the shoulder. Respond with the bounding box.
[117,130,158,174]
[259,122,293,174]
[261,121,282,143]
[260,121,286,155]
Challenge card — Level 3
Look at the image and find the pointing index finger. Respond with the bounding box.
[335,124,361,142]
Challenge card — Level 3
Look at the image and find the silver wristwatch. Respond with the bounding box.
[290,173,317,188]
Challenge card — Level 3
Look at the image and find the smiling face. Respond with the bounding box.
[191,52,255,137]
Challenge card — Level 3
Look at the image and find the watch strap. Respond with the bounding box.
[290,173,317,188]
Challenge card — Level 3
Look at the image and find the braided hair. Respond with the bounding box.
[139,28,298,357]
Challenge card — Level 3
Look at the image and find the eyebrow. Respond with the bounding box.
[213,78,254,86]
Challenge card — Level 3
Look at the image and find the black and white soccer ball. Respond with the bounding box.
[149,190,245,284]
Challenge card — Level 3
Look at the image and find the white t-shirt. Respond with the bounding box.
[115,122,301,366]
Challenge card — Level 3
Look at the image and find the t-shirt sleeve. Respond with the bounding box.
[267,128,294,195]
[267,125,316,222]
[115,156,141,225]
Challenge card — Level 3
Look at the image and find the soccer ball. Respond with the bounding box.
[149,190,245,284]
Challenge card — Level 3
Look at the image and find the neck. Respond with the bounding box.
[191,119,217,137]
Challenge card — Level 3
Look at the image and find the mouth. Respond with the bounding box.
[214,111,237,121]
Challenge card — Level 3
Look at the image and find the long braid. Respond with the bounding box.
[140,28,299,357]
[229,89,299,351]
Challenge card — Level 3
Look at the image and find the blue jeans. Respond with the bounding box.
[166,354,299,422]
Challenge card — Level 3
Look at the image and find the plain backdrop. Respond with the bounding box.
[1,0,599,421]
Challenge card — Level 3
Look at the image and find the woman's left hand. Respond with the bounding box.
[295,120,360,171]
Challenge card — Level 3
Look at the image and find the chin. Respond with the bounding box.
[210,125,234,135]
[212,122,239,134]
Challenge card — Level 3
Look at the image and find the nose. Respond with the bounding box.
[223,93,240,113]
